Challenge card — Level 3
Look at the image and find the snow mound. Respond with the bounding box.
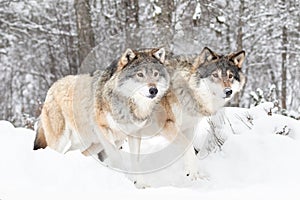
[1,103,300,200]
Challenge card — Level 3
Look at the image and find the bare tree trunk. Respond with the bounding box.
[281,24,288,110]
[231,0,245,107]
[65,0,79,75]
[279,0,288,110]
[66,31,79,75]
[8,69,14,122]
[74,0,95,66]
[124,0,140,48]
[236,0,244,51]
[155,0,175,46]
[47,39,58,84]
[125,0,139,28]
[156,0,174,25]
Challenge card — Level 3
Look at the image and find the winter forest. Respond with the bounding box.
[0,0,299,127]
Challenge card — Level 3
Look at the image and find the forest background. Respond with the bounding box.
[0,0,299,127]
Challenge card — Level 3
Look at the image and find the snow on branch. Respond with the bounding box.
[192,1,202,20]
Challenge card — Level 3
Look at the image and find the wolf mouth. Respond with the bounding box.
[147,95,155,99]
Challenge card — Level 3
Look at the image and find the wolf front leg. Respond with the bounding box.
[162,118,201,180]
[127,135,149,189]
[181,127,201,181]
[93,125,124,169]
[183,145,201,180]
[163,124,201,181]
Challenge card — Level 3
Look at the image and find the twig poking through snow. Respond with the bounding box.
[225,115,237,134]
[234,113,252,130]
[208,119,225,149]
[275,125,290,136]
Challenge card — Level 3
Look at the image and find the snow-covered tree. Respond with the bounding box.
[0,0,299,126]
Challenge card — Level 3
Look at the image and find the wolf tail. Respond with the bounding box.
[33,121,47,150]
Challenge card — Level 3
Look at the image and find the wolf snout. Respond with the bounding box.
[148,87,158,98]
[224,88,233,98]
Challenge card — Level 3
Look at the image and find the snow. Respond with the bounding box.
[217,16,226,23]
[151,1,162,17]
[192,2,202,20]
[1,103,300,200]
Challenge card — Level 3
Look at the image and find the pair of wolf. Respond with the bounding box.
[33,46,246,188]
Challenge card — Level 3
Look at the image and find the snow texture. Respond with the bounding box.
[217,16,226,23]
[0,103,300,200]
[192,2,202,20]
[151,1,162,17]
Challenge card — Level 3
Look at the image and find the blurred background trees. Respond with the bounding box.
[0,0,299,127]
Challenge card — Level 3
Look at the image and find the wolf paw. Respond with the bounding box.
[133,180,150,189]
[185,169,201,181]
[185,168,209,181]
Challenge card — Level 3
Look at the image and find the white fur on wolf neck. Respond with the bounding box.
[106,82,168,140]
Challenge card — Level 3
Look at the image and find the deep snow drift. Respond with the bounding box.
[0,102,300,200]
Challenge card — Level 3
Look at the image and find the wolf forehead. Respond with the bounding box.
[125,48,165,67]
[120,49,168,78]
[116,47,169,81]
[196,56,241,79]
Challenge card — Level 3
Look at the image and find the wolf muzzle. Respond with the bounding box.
[224,87,233,98]
[148,87,158,99]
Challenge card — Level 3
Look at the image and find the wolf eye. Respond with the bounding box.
[212,73,218,78]
[153,71,159,77]
[229,74,233,79]
[137,72,144,77]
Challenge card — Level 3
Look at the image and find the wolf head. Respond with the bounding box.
[190,47,246,108]
[112,47,170,120]
[115,47,169,100]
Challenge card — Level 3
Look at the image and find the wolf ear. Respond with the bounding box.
[230,51,245,68]
[153,48,166,63]
[117,48,136,71]
[193,47,218,69]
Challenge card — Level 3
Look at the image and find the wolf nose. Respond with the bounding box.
[149,87,158,98]
[224,88,232,98]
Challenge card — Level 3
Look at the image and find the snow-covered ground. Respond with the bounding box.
[1,102,300,200]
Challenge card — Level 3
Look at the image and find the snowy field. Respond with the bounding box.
[1,102,300,200]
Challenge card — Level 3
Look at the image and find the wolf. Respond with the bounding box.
[168,47,246,114]
[33,47,169,174]
[161,47,246,179]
